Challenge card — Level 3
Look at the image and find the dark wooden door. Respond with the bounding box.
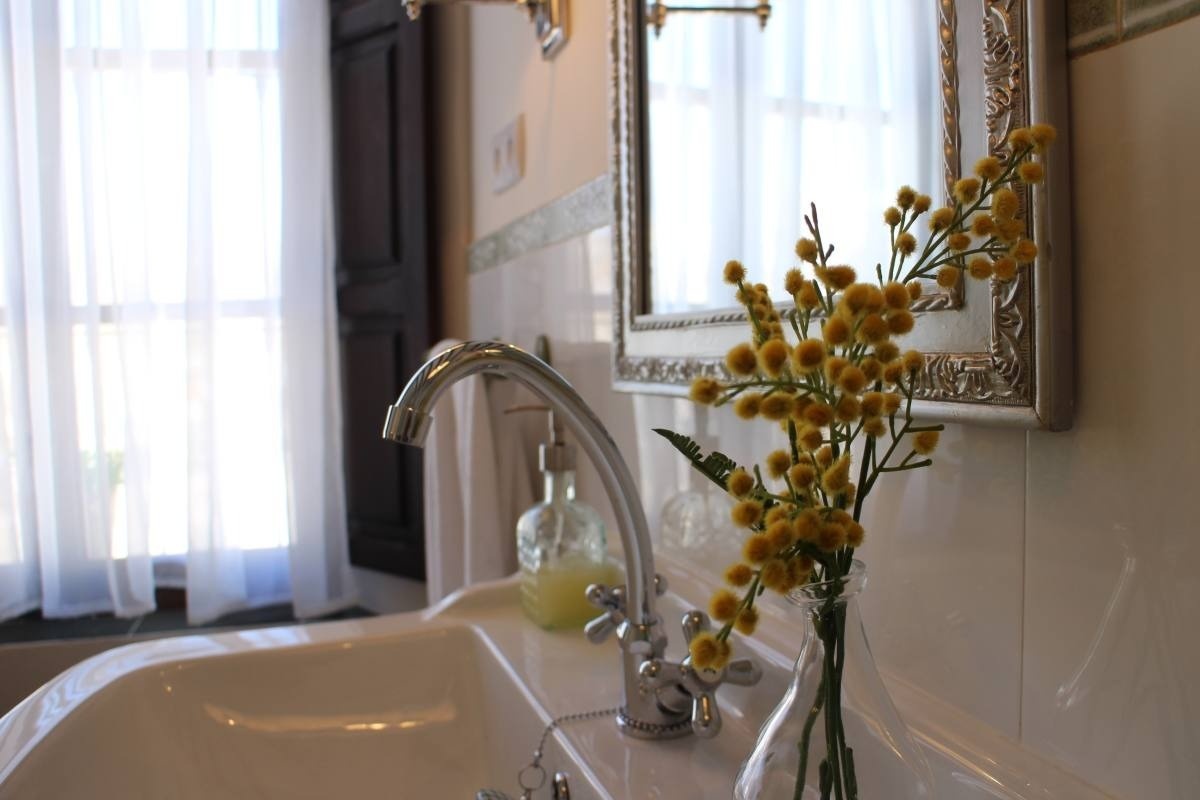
[330,0,433,579]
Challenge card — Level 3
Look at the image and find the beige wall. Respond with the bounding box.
[468,1,609,237]
[430,5,472,341]
[460,8,1200,799]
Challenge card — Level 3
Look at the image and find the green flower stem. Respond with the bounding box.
[853,437,875,521]
[845,748,859,800]
[789,309,805,341]
[910,201,962,270]
[861,416,916,499]
[878,459,933,473]
[916,242,1004,274]
[735,279,769,343]
[887,214,900,282]
[901,147,1032,283]
[795,664,828,800]
[805,207,839,316]
[833,606,853,795]
[821,612,846,800]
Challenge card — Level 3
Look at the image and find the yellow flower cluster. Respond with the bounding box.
[680,126,1055,668]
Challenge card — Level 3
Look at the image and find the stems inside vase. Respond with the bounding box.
[798,592,856,799]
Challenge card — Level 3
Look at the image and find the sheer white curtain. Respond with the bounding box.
[648,0,942,312]
[0,0,355,624]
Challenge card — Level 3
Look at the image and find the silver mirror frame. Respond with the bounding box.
[610,0,1074,431]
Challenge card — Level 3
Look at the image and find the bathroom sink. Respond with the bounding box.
[0,575,1111,799]
[0,587,606,800]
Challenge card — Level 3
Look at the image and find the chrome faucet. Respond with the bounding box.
[383,341,758,739]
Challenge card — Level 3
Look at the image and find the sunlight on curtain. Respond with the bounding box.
[0,0,354,624]
[647,0,942,313]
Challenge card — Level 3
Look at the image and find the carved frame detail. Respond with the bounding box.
[610,0,1073,429]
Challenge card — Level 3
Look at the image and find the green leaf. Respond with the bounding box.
[652,428,738,491]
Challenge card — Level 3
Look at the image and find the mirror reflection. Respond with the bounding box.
[646,1,944,315]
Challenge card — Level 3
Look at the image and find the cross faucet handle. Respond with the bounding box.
[638,610,762,738]
[583,583,626,644]
[583,575,667,644]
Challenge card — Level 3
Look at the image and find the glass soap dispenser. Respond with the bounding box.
[514,407,617,629]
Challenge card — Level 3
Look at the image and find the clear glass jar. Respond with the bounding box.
[516,468,616,629]
[734,561,936,799]
[660,484,734,554]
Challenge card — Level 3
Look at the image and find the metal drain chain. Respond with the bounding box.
[517,707,620,799]
[477,706,620,800]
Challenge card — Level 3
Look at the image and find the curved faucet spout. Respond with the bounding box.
[383,341,656,624]
[383,341,690,737]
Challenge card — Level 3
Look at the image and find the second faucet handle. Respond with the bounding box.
[638,610,762,738]
[583,575,668,644]
[583,583,626,644]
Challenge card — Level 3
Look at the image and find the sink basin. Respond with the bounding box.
[0,603,601,799]
[0,573,1111,799]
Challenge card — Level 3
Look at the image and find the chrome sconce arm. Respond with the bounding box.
[647,1,771,38]
[404,0,567,59]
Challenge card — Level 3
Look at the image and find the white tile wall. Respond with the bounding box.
[1021,17,1200,799]
[463,15,1200,799]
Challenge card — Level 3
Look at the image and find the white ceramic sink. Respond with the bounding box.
[0,590,608,800]
[0,572,1111,799]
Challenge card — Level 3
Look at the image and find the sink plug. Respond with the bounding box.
[477,706,615,800]
[475,772,570,800]
[475,772,568,800]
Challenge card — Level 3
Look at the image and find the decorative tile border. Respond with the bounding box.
[1068,0,1200,56]
[467,176,611,274]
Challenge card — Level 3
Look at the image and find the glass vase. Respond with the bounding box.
[734,561,936,799]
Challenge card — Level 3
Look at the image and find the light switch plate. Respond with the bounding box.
[491,115,524,194]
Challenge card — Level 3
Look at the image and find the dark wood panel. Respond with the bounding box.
[333,37,399,269]
[330,0,433,580]
[342,331,401,523]
[337,274,409,318]
[331,0,401,45]
[340,329,425,568]
[347,525,424,577]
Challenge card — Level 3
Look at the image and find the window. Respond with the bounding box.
[0,0,351,624]
[55,0,286,563]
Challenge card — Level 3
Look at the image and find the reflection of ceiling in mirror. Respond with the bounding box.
[646,1,943,315]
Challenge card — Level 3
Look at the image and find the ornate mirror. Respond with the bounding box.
[610,0,1073,429]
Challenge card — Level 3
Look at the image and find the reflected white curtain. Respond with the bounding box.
[647,0,941,312]
[0,0,355,624]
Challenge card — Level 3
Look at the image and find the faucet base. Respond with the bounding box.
[616,712,693,740]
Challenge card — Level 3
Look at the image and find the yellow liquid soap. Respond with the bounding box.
[520,560,621,630]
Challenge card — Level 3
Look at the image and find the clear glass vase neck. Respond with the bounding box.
[785,558,868,609]
[734,559,936,799]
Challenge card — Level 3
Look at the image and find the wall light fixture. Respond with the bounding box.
[404,0,568,59]
[646,1,771,38]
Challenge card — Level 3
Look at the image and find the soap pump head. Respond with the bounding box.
[539,410,576,473]
[504,404,577,473]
